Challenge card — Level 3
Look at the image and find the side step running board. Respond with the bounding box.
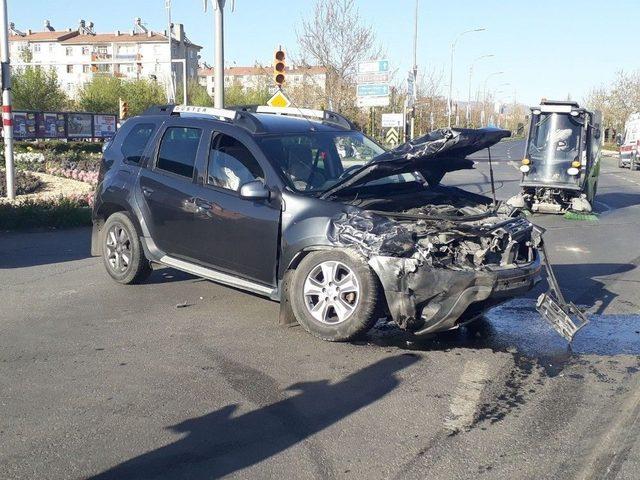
[159,255,277,298]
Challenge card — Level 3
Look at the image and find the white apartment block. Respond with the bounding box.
[198,65,328,97]
[9,19,202,99]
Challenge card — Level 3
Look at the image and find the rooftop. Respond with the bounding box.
[199,65,327,77]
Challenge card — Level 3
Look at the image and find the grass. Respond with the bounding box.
[0,197,92,230]
[563,211,599,222]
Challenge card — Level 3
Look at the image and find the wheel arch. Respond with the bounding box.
[91,201,144,256]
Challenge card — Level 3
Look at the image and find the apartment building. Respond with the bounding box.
[198,65,328,97]
[8,19,201,98]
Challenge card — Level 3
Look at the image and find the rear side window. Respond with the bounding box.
[156,126,202,178]
[121,123,156,164]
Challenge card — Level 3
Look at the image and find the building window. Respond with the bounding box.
[48,44,54,53]
[65,46,73,56]
[33,44,41,53]
[97,64,111,73]
[66,65,73,73]
[83,64,91,73]
[96,45,108,54]
[81,46,90,55]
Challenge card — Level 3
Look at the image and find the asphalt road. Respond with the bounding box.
[2,141,640,479]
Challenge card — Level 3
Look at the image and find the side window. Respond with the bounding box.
[207,134,264,192]
[156,126,202,178]
[121,123,156,164]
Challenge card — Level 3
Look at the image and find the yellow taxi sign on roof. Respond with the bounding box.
[267,90,291,108]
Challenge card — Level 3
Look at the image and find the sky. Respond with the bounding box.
[9,0,639,106]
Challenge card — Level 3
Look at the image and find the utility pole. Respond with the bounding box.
[213,0,226,108]
[0,0,14,200]
[447,28,485,128]
[410,0,418,140]
[165,0,175,103]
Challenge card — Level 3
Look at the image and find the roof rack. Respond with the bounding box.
[242,105,355,130]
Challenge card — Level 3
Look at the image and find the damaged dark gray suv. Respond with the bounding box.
[92,105,587,342]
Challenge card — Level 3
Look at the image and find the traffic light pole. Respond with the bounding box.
[0,0,14,200]
[213,0,225,108]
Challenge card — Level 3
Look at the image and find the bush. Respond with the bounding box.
[0,196,92,230]
[0,169,43,197]
[13,140,103,154]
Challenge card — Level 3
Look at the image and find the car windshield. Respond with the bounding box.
[259,131,412,193]
[525,112,584,185]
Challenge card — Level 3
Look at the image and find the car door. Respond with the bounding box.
[137,119,206,260]
[188,127,281,286]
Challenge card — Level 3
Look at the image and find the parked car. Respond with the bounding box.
[618,112,640,169]
[91,105,584,342]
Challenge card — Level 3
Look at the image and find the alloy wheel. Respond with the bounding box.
[303,260,360,324]
[105,224,132,274]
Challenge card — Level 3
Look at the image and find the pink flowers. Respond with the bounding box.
[46,166,99,186]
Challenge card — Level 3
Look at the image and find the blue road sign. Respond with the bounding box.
[357,84,390,97]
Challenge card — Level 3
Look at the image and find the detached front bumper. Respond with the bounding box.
[368,255,542,336]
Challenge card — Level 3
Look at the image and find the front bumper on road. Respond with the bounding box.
[368,255,542,336]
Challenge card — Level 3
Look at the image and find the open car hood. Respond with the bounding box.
[320,127,511,199]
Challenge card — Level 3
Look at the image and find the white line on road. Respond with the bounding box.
[444,361,490,433]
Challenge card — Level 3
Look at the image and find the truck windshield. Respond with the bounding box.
[525,112,583,185]
[259,131,410,193]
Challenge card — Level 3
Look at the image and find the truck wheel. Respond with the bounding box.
[290,250,382,341]
[102,212,151,284]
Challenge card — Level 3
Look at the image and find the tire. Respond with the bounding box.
[102,212,151,284]
[290,249,382,341]
[632,157,639,171]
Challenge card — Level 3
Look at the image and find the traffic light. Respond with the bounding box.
[119,98,129,119]
[273,48,286,87]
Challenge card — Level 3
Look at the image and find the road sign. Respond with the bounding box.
[386,127,399,146]
[356,72,390,84]
[266,90,291,108]
[358,60,389,74]
[381,113,404,128]
[356,84,389,97]
[357,96,390,107]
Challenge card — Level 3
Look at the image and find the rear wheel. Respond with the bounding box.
[102,212,151,284]
[290,250,382,341]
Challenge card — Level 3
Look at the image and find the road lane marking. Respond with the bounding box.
[444,361,490,433]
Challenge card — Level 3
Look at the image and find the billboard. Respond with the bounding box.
[94,114,117,138]
[67,113,94,138]
[13,112,38,139]
[9,110,118,140]
[38,112,67,138]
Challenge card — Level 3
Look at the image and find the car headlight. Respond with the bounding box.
[571,160,581,168]
[567,167,580,176]
[520,165,530,173]
[522,158,531,165]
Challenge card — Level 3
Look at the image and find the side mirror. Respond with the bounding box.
[239,180,270,200]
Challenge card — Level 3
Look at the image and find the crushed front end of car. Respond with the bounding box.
[323,127,588,341]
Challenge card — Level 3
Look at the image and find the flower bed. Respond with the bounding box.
[0,196,92,230]
[0,169,44,197]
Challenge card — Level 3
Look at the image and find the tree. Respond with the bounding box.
[224,84,271,107]
[585,70,640,132]
[77,75,122,113]
[77,77,166,116]
[176,80,213,107]
[297,0,381,114]
[12,66,69,111]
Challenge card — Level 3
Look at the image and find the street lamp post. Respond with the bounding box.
[447,27,485,128]
[482,71,503,127]
[467,54,493,127]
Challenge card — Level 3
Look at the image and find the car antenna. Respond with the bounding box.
[487,146,497,206]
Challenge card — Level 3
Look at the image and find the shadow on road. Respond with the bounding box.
[594,192,640,211]
[0,227,92,268]
[88,354,419,480]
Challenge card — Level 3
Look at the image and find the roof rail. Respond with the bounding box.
[252,106,355,130]
[172,104,239,121]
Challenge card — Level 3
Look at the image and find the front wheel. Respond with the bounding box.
[290,250,382,341]
[102,212,151,284]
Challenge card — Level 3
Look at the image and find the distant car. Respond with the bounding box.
[618,112,640,169]
[91,105,545,341]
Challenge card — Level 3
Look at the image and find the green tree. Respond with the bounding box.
[121,79,166,116]
[224,84,271,107]
[77,75,122,113]
[12,66,69,111]
[77,77,166,116]
[176,80,213,107]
